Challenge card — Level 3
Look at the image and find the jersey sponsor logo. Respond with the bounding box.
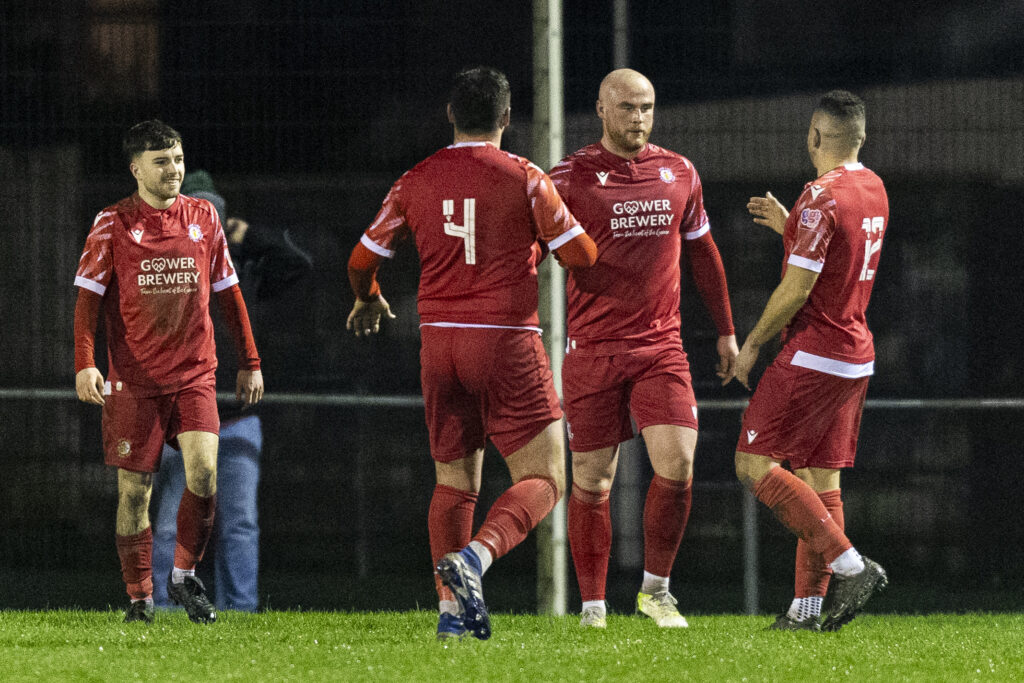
[810,185,825,200]
[137,256,200,293]
[187,224,204,242]
[659,167,676,183]
[746,429,758,444]
[596,171,610,186]
[609,199,674,236]
[131,228,145,243]
[800,209,823,229]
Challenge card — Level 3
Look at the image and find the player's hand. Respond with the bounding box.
[236,369,264,406]
[346,295,396,337]
[715,334,740,386]
[731,339,761,390]
[747,192,788,235]
[76,367,105,405]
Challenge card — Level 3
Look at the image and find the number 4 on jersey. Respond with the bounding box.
[859,216,884,281]
[443,198,476,264]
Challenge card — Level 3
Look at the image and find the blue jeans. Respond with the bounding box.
[151,414,262,611]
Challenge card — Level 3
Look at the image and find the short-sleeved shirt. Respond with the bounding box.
[550,142,711,354]
[780,163,889,376]
[75,193,238,396]
[359,142,585,329]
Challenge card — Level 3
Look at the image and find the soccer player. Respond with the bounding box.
[74,120,264,624]
[550,69,738,629]
[730,90,889,631]
[346,66,597,641]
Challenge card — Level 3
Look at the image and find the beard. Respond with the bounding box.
[145,176,181,201]
[607,127,649,153]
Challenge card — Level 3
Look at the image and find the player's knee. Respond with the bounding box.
[735,451,776,490]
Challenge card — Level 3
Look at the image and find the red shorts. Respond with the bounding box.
[738,349,869,469]
[101,381,220,473]
[420,326,562,462]
[562,344,698,452]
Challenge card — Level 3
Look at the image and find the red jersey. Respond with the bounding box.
[781,163,889,375]
[551,142,714,352]
[360,142,585,328]
[75,193,238,396]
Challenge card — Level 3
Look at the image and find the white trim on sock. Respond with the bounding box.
[171,567,195,585]
[640,571,670,595]
[468,541,493,574]
[829,548,865,577]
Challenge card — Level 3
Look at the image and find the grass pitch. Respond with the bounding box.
[1,610,1021,682]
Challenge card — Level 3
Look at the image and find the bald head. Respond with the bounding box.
[597,69,656,159]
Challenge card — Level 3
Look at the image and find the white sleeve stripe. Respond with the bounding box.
[547,226,585,251]
[684,223,710,240]
[787,254,824,272]
[211,273,240,292]
[74,276,106,296]
[361,233,395,258]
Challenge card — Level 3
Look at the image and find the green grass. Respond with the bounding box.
[1,610,1021,682]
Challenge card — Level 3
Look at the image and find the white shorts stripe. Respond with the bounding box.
[74,276,106,296]
[420,322,543,335]
[547,226,585,251]
[212,273,240,292]
[787,254,824,273]
[361,233,395,258]
[791,350,874,378]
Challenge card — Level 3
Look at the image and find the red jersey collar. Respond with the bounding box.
[597,141,652,165]
[133,192,182,218]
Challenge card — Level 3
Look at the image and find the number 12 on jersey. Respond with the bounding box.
[443,198,477,265]
[859,216,884,281]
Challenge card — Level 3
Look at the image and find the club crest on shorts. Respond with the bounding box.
[659,167,676,183]
[187,224,204,242]
[116,439,132,457]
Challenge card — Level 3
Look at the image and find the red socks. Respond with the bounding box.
[643,474,693,578]
[429,484,478,601]
[753,467,851,565]
[472,477,559,561]
[173,488,216,571]
[795,488,844,597]
[568,484,612,602]
[116,527,153,600]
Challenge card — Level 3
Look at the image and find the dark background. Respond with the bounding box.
[1,0,1022,614]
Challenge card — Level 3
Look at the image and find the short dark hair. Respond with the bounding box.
[816,90,865,123]
[448,66,511,134]
[123,119,182,163]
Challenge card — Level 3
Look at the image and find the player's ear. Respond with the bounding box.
[595,98,604,119]
[812,128,821,149]
[499,107,510,130]
[446,103,456,125]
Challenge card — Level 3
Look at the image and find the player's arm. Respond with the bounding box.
[549,228,597,269]
[74,288,105,405]
[527,163,598,269]
[683,230,738,384]
[730,265,819,389]
[747,191,789,235]
[215,285,264,406]
[346,239,396,337]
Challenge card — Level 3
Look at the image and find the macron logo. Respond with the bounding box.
[810,185,825,200]
[596,171,609,186]
[746,429,758,444]
[131,228,144,243]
